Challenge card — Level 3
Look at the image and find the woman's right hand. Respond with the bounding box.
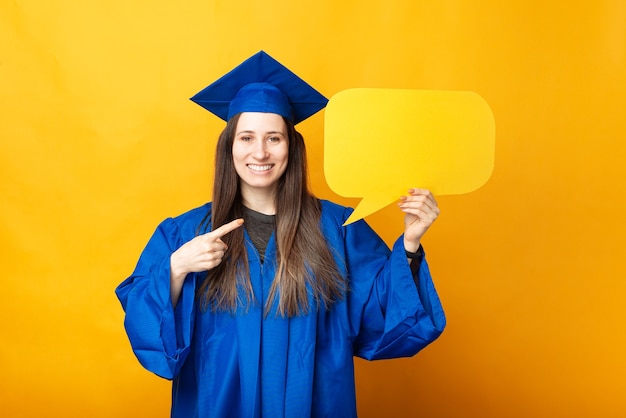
[169,218,244,306]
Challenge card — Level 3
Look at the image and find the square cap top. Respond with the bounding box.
[190,51,328,124]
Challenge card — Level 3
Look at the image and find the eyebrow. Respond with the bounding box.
[235,130,286,136]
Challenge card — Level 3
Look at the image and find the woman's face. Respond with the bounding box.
[232,112,289,197]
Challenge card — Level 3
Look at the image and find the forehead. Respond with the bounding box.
[236,112,287,133]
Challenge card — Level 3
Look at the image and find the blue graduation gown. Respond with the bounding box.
[115,200,445,417]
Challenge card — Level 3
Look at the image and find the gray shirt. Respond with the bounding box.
[242,207,276,263]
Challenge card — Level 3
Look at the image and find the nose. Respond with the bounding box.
[252,139,269,159]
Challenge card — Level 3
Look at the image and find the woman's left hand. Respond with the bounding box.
[398,188,440,252]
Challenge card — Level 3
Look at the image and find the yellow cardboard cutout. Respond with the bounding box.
[324,88,495,225]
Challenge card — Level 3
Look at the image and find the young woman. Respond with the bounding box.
[116,51,445,418]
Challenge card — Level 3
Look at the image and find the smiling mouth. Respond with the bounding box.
[247,164,274,172]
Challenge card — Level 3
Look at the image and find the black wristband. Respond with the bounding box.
[405,245,424,260]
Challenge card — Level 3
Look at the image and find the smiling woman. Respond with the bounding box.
[232,112,290,205]
[114,50,445,418]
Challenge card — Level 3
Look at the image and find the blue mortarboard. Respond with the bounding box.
[190,51,328,124]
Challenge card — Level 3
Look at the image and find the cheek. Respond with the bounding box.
[279,145,289,165]
[231,146,248,167]
[278,153,289,173]
[231,145,242,161]
[230,149,245,174]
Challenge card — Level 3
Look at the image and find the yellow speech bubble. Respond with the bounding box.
[324,88,495,225]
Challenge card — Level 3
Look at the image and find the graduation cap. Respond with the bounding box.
[190,51,328,124]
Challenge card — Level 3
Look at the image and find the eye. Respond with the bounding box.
[268,134,287,143]
[239,135,253,142]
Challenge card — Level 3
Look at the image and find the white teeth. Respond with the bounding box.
[248,164,272,172]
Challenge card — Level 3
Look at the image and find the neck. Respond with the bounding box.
[241,185,277,215]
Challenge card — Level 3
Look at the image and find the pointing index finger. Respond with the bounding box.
[211,218,244,238]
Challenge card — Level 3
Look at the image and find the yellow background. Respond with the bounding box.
[1,1,625,417]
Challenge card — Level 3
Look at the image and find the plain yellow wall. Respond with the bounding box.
[1,1,625,417]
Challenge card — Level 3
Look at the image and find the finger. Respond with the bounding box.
[408,188,433,197]
[399,194,439,213]
[206,240,228,253]
[401,205,439,221]
[210,218,244,239]
[411,189,438,206]
[400,199,440,218]
[207,249,225,261]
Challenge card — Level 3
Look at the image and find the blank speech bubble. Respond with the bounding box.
[324,88,495,225]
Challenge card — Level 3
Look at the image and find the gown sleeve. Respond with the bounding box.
[342,212,446,360]
[115,218,197,380]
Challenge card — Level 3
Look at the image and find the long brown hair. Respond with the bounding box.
[197,113,345,317]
